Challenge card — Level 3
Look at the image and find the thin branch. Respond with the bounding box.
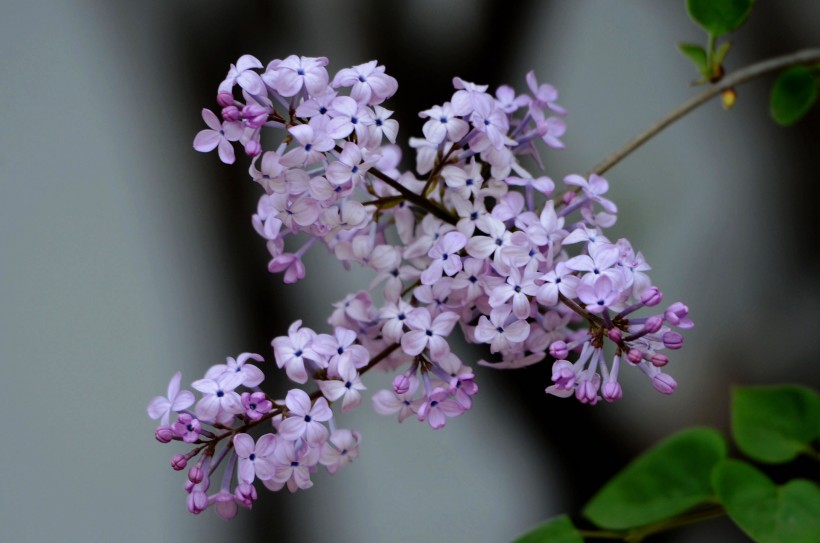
[587,48,820,177]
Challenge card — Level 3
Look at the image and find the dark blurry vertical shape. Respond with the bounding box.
[97,0,300,538]
[363,0,636,512]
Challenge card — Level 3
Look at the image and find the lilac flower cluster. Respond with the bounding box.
[150,53,693,517]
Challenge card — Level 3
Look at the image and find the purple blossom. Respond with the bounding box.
[421,231,467,285]
[193,109,243,164]
[277,388,332,446]
[332,60,398,105]
[147,371,195,426]
[234,433,277,483]
[401,308,459,360]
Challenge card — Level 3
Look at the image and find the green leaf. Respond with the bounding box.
[583,428,727,530]
[511,515,583,543]
[678,43,709,74]
[732,385,820,463]
[714,41,732,66]
[686,0,755,36]
[770,67,820,126]
[713,459,820,543]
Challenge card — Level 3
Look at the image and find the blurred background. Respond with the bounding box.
[1,1,817,542]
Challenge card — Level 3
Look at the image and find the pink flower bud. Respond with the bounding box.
[155,425,174,443]
[652,373,677,394]
[242,104,269,128]
[222,105,241,121]
[187,490,208,515]
[549,340,569,360]
[606,328,622,343]
[642,315,663,334]
[602,381,623,402]
[562,191,575,206]
[188,466,205,484]
[235,482,257,507]
[640,287,662,307]
[171,453,188,471]
[627,348,643,364]
[650,353,669,367]
[216,92,234,108]
[662,332,684,350]
[244,139,261,158]
[392,374,411,395]
[664,302,693,329]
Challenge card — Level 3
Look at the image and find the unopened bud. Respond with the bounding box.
[643,315,663,334]
[652,373,677,394]
[392,374,411,395]
[155,425,174,443]
[216,92,234,108]
[651,353,669,367]
[640,286,662,307]
[549,340,569,360]
[188,466,204,484]
[627,348,643,364]
[721,87,736,110]
[607,328,622,343]
[662,332,684,350]
[171,453,188,471]
[222,105,241,122]
[602,381,623,402]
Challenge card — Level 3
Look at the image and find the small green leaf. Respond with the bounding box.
[678,42,709,73]
[732,385,820,463]
[714,41,732,66]
[511,515,583,543]
[770,67,820,126]
[686,0,755,36]
[713,459,820,543]
[583,428,727,530]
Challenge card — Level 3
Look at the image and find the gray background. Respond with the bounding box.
[1,1,817,542]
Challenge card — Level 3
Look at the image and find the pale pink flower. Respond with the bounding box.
[318,361,366,412]
[474,305,530,353]
[401,308,459,360]
[278,389,332,446]
[193,109,243,164]
[320,429,362,474]
[191,373,244,425]
[274,55,329,97]
[147,371,195,426]
[234,433,277,483]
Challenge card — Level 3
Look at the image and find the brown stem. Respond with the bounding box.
[587,48,820,177]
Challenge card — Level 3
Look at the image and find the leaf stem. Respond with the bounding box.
[578,505,727,541]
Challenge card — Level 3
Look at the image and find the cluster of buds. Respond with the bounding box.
[149,53,692,517]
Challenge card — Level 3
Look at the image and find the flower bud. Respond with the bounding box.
[549,340,569,360]
[222,105,241,122]
[662,332,684,350]
[242,104,269,128]
[235,482,258,507]
[627,348,643,364]
[606,328,622,343]
[171,453,188,471]
[640,286,662,307]
[216,91,234,108]
[188,466,205,484]
[652,373,677,394]
[650,353,669,367]
[562,191,575,206]
[392,374,411,395]
[154,425,174,443]
[642,315,663,334]
[187,490,208,515]
[602,381,623,402]
[244,139,261,158]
